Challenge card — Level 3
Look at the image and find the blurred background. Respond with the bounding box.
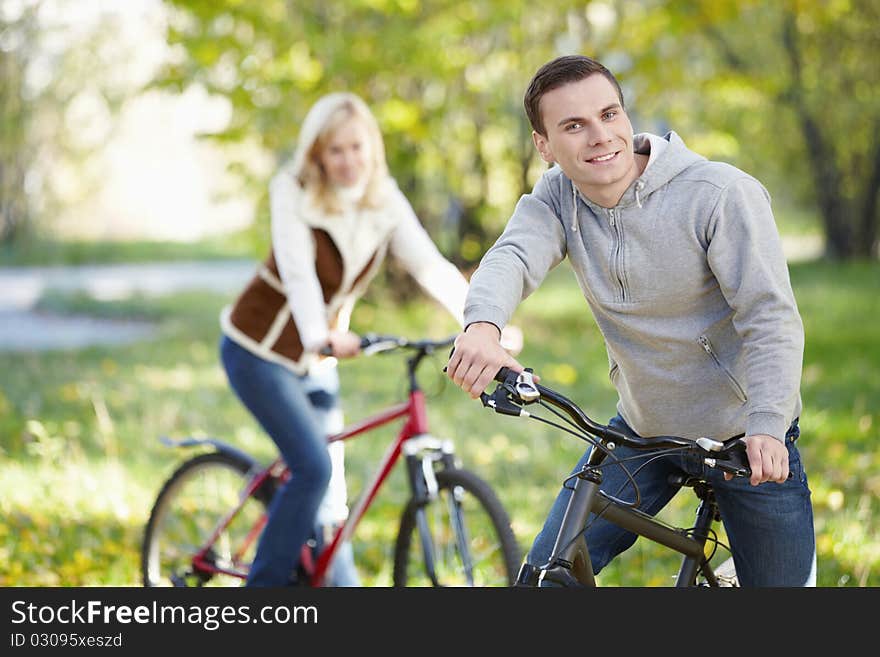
[1,0,877,586]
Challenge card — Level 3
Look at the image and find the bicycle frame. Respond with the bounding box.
[525,455,725,587]
[190,346,454,586]
[313,388,433,585]
[482,367,743,588]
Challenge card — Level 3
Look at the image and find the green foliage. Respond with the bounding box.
[1,258,877,586]
[3,1,876,261]
[1,4,142,247]
[153,0,597,264]
[617,0,880,257]
[147,0,878,262]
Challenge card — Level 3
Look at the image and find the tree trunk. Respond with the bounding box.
[781,12,854,259]
[859,126,880,258]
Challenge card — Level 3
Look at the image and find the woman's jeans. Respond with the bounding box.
[528,414,816,586]
[220,336,360,587]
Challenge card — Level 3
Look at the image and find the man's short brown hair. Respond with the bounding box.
[524,55,625,136]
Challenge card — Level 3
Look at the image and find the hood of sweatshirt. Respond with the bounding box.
[573,131,706,223]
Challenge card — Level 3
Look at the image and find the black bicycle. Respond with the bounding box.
[479,367,750,587]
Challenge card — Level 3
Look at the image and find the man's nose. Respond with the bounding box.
[585,123,613,146]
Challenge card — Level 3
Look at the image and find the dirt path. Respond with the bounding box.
[0,236,823,353]
[0,260,255,351]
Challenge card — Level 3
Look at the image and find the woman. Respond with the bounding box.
[219,92,512,586]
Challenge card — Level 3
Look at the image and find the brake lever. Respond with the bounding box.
[696,436,750,477]
[514,368,540,403]
[697,436,793,480]
[480,387,530,418]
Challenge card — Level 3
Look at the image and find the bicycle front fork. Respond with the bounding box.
[515,467,603,588]
[402,435,458,587]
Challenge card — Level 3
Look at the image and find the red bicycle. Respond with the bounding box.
[141,334,520,587]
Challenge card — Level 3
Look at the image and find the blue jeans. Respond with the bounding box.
[220,336,360,587]
[528,415,816,586]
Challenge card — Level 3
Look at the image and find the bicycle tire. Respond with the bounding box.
[141,451,275,587]
[392,468,520,587]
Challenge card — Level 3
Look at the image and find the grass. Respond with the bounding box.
[0,230,258,266]
[0,258,877,587]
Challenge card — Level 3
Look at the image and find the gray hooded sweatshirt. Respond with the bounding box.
[464,131,803,443]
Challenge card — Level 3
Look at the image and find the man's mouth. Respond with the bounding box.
[586,151,618,164]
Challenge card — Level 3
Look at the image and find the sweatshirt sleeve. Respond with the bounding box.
[387,189,469,327]
[463,172,568,331]
[269,172,329,353]
[706,176,804,442]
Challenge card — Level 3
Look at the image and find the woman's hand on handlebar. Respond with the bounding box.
[446,322,526,399]
[325,329,362,359]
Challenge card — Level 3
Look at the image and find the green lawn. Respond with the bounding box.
[0,259,877,586]
[0,231,257,266]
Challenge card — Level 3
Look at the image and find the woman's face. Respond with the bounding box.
[317,116,372,188]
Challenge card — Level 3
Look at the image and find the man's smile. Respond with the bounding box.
[586,151,619,164]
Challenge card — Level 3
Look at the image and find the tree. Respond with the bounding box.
[0,3,39,244]
[621,0,879,259]
[154,0,592,264]
[1,1,135,249]
[153,0,878,262]
[777,2,879,259]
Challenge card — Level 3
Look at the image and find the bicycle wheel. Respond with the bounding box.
[142,451,275,587]
[392,468,520,586]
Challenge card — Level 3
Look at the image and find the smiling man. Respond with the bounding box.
[445,55,816,586]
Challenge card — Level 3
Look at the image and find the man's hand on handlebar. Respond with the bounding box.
[732,434,790,486]
[446,322,527,399]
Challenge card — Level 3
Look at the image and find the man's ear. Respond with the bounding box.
[532,131,554,164]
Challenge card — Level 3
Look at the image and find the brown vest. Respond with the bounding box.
[228,228,378,367]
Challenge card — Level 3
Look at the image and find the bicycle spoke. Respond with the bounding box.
[393,469,519,587]
[142,453,269,587]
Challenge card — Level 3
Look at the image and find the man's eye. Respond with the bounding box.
[602,111,617,120]
[567,122,583,131]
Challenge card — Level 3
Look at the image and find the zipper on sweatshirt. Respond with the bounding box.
[608,208,627,302]
[698,335,747,403]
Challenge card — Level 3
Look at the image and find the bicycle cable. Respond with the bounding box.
[497,383,727,579]
[550,446,698,562]
[526,406,700,567]
[529,398,693,508]
[523,406,641,501]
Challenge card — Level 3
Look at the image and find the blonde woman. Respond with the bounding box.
[220,92,517,586]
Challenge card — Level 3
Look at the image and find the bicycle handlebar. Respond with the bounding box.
[481,367,752,479]
[319,334,457,358]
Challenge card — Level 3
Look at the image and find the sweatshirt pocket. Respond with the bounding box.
[697,330,747,404]
[609,361,620,383]
[607,352,620,383]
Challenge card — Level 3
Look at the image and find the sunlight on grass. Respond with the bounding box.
[0,460,153,586]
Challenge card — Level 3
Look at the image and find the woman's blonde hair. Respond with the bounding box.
[286,92,389,214]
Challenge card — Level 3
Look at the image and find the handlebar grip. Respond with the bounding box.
[716,440,751,478]
[318,334,374,358]
[495,367,511,382]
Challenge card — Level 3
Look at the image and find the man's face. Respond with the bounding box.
[532,74,639,207]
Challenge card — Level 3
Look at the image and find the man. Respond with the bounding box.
[446,55,815,586]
